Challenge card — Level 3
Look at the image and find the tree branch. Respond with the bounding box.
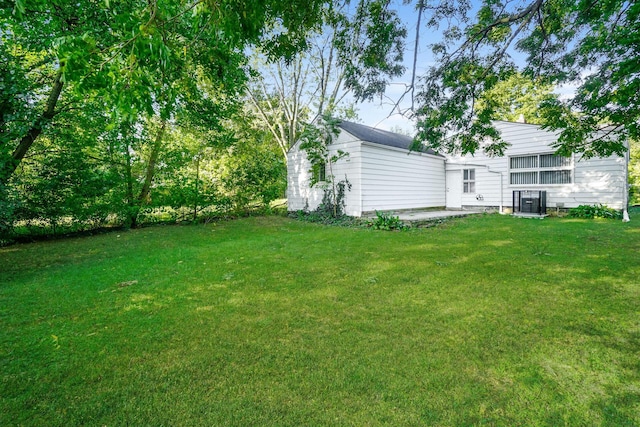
[1,70,65,184]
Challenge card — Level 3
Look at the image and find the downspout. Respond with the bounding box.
[623,142,630,222]
[485,166,504,213]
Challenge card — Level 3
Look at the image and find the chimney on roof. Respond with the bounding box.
[516,114,526,123]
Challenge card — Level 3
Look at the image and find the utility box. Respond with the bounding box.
[513,190,547,215]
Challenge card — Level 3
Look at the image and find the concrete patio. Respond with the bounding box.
[363,209,483,226]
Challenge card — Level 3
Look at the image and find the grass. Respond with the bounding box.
[1,214,639,426]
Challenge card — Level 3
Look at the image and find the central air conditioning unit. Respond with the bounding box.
[513,190,546,215]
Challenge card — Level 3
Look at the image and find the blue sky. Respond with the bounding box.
[357,0,573,134]
[355,1,438,134]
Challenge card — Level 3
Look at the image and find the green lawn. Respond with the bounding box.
[1,214,639,426]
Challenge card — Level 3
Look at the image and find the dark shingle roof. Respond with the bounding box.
[338,121,440,156]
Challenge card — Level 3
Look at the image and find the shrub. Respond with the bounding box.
[291,179,360,227]
[368,211,408,231]
[568,204,622,219]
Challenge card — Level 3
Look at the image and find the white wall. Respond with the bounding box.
[287,129,447,216]
[445,121,628,210]
[286,131,363,216]
[360,142,446,213]
[446,163,503,209]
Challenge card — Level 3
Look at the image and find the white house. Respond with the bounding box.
[445,121,629,213]
[287,121,446,217]
[287,120,629,216]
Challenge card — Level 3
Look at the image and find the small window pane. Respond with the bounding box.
[319,163,326,181]
[540,154,571,168]
[510,156,538,169]
[540,170,571,184]
[463,169,475,193]
[510,172,538,185]
[313,162,326,182]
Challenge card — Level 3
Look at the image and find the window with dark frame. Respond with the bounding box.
[463,168,475,193]
[314,162,326,182]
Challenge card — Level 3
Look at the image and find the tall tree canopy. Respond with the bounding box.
[474,73,557,125]
[247,0,406,160]
[0,0,329,185]
[413,0,638,158]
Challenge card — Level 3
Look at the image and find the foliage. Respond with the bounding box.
[0,181,16,239]
[294,179,355,226]
[210,126,287,213]
[474,73,557,125]
[2,100,288,237]
[247,0,406,158]
[1,0,333,232]
[568,204,623,220]
[293,208,360,227]
[630,139,640,205]
[333,0,407,102]
[368,210,408,230]
[414,0,638,158]
[318,179,353,217]
[299,115,351,217]
[1,215,639,425]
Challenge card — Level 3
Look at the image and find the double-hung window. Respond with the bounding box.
[509,153,572,185]
[463,169,475,193]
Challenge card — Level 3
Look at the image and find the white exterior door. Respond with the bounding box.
[446,170,462,209]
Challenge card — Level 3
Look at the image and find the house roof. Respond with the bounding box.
[338,120,441,156]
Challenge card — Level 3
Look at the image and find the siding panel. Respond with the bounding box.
[360,143,445,212]
[446,121,627,210]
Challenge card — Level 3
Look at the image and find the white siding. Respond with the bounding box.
[287,131,363,216]
[445,121,628,210]
[286,142,322,212]
[569,154,627,208]
[446,162,503,209]
[360,142,446,212]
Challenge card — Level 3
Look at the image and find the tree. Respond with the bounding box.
[630,139,640,205]
[8,97,126,233]
[0,0,330,185]
[412,0,637,158]
[247,0,406,160]
[156,113,287,220]
[474,73,557,125]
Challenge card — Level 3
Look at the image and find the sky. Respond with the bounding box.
[354,1,437,134]
[355,0,578,134]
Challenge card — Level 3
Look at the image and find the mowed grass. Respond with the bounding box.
[1,214,639,426]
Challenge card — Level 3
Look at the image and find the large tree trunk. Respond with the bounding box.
[0,71,64,184]
[123,142,139,228]
[130,118,167,228]
[137,118,166,204]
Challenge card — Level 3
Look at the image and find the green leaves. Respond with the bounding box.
[415,0,638,157]
[335,0,407,101]
[1,0,331,183]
